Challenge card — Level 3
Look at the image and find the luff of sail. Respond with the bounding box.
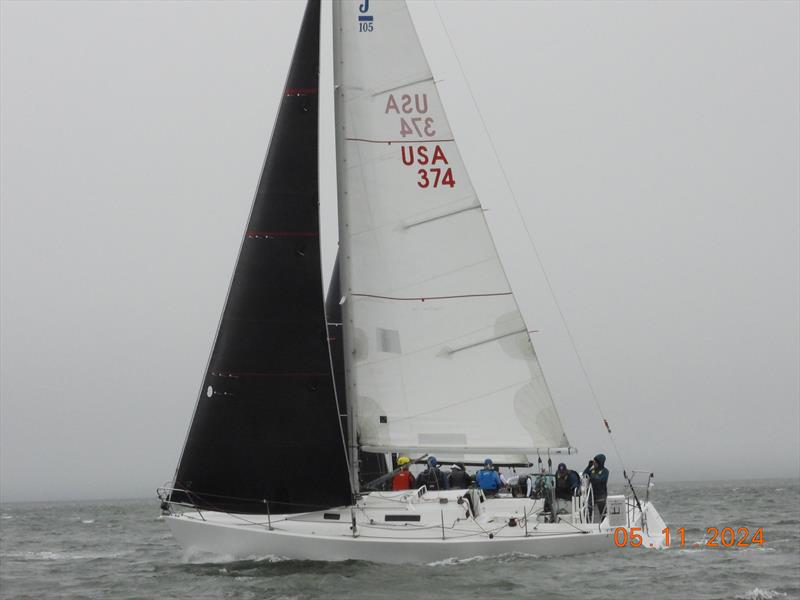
[325,253,389,486]
[170,0,351,514]
[333,0,571,458]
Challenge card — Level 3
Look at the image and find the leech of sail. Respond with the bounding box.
[349,291,513,302]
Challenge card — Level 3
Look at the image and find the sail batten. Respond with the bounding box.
[333,0,570,458]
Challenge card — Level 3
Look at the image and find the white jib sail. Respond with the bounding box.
[333,0,571,459]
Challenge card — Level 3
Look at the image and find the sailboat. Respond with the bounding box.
[160,0,666,564]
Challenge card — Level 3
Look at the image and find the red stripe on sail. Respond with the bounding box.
[285,87,318,96]
[246,231,319,238]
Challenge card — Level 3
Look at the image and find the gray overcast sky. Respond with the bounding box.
[1,0,798,503]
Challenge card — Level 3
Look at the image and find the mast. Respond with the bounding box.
[326,253,389,491]
[331,1,361,494]
[170,0,351,514]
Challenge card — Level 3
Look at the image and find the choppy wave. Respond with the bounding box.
[0,482,798,599]
[735,589,787,600]
[2,550,130,561]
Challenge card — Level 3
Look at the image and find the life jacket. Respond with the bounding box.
[476,469,500,491]
[391,470,415,491]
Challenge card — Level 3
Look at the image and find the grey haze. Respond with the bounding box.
[1,0,798,502]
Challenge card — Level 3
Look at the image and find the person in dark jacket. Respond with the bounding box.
[583,454,610,521]
[554,463,581,501]
[417,456,448,491]
[448,463,472,489]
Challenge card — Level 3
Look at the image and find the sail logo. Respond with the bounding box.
[358,0,374,33]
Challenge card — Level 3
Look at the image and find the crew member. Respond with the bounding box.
[554,463,580,501]
[553,462,580,516]
[391,456,416,491]
[417,456,448,490]
[583,454,610,522]
[448,463,472,489]
[475,458,503,497]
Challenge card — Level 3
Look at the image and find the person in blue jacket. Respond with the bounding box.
[476,458,504,497]
[583,454,609,521]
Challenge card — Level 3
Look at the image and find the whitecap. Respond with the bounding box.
[81,519,95,524]
[1,515,13,520]
[426,552,538,567]
[249,554,292,563]
[183,550,290,564]
[735,588,787,600]
[427,555,489,566]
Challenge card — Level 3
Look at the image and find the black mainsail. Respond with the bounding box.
[170,0,351,514]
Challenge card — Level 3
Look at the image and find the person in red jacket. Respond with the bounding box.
[391,456,416,490]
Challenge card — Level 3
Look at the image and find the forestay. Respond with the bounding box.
[332,0,571,458]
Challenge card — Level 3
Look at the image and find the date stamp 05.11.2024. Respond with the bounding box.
[614,527,765,548]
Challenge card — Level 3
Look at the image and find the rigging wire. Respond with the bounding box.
[430,1,628,473]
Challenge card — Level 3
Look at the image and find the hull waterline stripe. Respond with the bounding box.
[350,291,511,302]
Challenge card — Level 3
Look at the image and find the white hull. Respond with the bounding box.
[165,490,666,564]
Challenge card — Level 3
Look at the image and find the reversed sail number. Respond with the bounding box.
[400,117,435,138]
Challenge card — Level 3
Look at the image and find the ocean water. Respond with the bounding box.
[1,480,798,600]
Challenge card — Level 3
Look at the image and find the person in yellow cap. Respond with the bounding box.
[391,456,416,491]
